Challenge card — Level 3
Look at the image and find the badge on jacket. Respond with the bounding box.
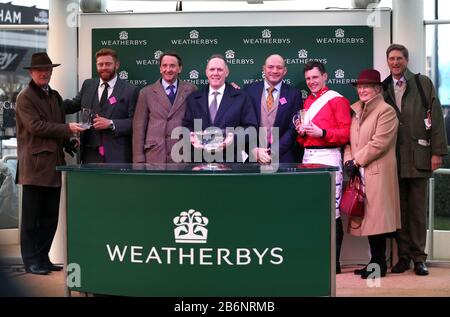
[424,110,432,130]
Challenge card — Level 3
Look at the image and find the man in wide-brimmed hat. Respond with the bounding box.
[15,52,85,275]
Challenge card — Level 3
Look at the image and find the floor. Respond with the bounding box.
[1,244,450,297]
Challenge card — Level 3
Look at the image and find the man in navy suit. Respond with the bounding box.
[244,54,302,163]
[64,48,139,163]
[183,54,257,163]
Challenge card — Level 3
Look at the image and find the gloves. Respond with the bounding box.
[63,138,78,157]
[344,160,360,178]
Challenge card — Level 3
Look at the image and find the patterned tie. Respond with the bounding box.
[209,91,219,123]
[167,85,176,105]
[99,82,109,113]
[98,82,109,157]
[267,86,275,111]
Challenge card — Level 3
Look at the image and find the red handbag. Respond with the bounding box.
[340,174,365,218]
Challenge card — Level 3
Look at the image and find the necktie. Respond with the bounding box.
[99,82,109,112]
[209,91,219,123]
[396,79,404,88]
[98,82,109,158]
[167,85,176,105]
[267,86,275,111]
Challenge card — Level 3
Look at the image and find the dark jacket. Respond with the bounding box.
[182,83,258,162]
[64,77,139,163]
[383,68,448,178]
[244,81,303,163]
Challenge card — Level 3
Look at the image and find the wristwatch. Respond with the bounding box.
[109,120,115,131]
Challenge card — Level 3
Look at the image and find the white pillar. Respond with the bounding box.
[392,0,424,74]
[48,0,78,265]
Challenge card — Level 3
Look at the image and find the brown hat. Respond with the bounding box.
[23,52,61,69]
[351,69,382,86]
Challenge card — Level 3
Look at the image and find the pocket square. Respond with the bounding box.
[109,96,117,105]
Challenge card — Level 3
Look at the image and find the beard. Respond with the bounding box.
[98,70,116,82]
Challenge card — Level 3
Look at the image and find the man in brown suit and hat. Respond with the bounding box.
[15,52,84,275]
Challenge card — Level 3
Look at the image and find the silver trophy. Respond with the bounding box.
[193,127,225,153]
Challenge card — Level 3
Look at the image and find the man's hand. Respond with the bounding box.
[92,115,112,130]
[251,147,271,164]
[190,132,204,150]
[63,137,80,157]
[431,155,443,171]
[303,121,324,138]
[344,160,360,178]
[222,132,234,148]
[230,82,241,90]
[294,119,306,136]
[68,122,87,133]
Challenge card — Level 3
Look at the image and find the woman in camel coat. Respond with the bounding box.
[343,69,401,279]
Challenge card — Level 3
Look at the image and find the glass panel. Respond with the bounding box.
[106,0,392,12]
[1,28,47,230]
[1,0,48,231]
[437,0,450,19]
[424,0,436,20]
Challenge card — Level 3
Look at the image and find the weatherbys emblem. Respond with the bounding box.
[262,29,271,39]
[174,209,208,243]
[154,50,163,60]
[298,49,308,59]
[119,70,128,80]
[119,31,128,40]
[225,49,235,59]
[189,70,199,80]
[190,30,199,39]
[301,90,309,100]
[335,69,345,79]
[335,28,345,38]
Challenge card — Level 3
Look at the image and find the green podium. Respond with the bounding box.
[58,163,337,297]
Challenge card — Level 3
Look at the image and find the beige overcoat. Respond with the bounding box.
[344,94,401,236]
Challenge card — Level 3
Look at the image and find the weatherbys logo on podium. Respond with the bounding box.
[224,49,254,65]
[171,30,219,45]
[285,49,328,65]
[316,28,365,44]
[135,50,163,66]
[105,209,284,266]
[243,29,291,45]
[99,30,148,46]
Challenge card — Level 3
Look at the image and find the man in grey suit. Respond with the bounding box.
[64,48,139,163]
[133,51,197,163]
